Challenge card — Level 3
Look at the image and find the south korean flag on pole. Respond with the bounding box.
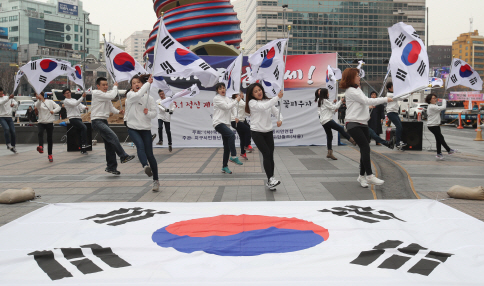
[388,22,429,98]
[249,38,288,97]
[67,64,85,90]
[12,69,24,94]
[145,56,174,98]
[160,84,200,109]
[326,65,341,100]
[220,53,243,96]
[104,40,146,83]
[152,18,219,88]
[429,77,444,88]
[447,59,483,91]
[356,61,366,78]
[19,58,71,94]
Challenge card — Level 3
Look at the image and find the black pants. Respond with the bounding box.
[251,131,275,180]
[347,125,373,176]
[428,126,450,155]
[322,120,351,150]
[158,119,172,145]
[215,123,236,168]
[231,121,251,155]
[38,123,54,155]
[69,118,88,147]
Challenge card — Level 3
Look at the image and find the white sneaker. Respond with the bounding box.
[436,154,445,160]
[366,175,384,186]
[269,177,281,188]
[152,180,160,192]
[266,182,277,191]
[448,149,458,155]
[357,175,369,188]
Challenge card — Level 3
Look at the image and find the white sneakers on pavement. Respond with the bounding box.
[357,175,369,188]
[366,175,385,186]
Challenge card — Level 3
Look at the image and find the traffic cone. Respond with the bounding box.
[457,112,464,129]
[417,112,422,122]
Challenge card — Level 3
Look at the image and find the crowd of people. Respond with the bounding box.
[0,67,459,192]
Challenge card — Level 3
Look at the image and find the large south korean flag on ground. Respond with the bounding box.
[104,41,147,83]
[152,19,219,88]
[447,58,483,90]
[19,58,71,94]
[249,39,288,97]
[0,200,483,285]
[388,22,429,98]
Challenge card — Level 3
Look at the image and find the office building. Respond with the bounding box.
[123,30,150,64]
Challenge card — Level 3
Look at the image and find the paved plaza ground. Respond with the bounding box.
[0,124,483,226]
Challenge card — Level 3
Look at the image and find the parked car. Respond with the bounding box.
[15,103,35,121]
[408,103,428,119]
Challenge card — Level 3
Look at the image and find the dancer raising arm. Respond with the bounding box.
[245,83,283,191]
[340,68,392,188]
[231,91,252,160]
[35,92,61,162]
[315,88,356,160]
[425,94,457,160]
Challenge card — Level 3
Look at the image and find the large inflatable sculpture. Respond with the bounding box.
[144,0,243,58]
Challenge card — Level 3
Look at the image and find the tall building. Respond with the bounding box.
[428,45,452,68]
[452,30,484,77]
[0,0,100,65]
[238,0,426,90]
[123,30,150,64]
[232,0,247,47]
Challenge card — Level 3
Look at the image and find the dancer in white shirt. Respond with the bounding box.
[155,89,174,152]
[62,89,90,154]
[425,93,457,160]
[35,92,61,162]
[0,88,18,153]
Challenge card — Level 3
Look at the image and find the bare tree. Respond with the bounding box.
[0,63,18,95]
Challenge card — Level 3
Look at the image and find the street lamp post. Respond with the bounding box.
[282,4,288,38]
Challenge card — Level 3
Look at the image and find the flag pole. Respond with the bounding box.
[236,48,244,128]
[378,67,391,98]
[278,25,291,123]
[148,12,164,107]
[103,34,122,110]
[443,55,455,99]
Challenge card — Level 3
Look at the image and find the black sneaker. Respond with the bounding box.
[151,134,157,142]
[388,137,395,150]
[105,168,121,175]
[157,140,163,146]
[121,155,135,164]
[169,145,172,152]
[10,147,17,154]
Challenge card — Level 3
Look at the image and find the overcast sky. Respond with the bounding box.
[41,0,484,46]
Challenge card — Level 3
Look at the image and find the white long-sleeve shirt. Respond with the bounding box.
[0,96,17,118]
[35,99,61,124]
[91,87,119,120]
[345,87,388,125]
[427,99,446,127]
[248,97,283,133]
[125,83,157,130]
[386,92,410,114]
[156,99,175,122]
[231,99,247,121]
[64,97,86,119]
[319,99,342,125]
[212,94,237,128]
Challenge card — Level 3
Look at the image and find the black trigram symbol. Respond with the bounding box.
[273,66,280,80]
[60,64,68,71]
[396,69,407,81]
[350,240,453,276]
[31,61,37,70]
[470,77,478,85]
[277,41,282,53]
[105,44,114,58]
[148,62,153,70]
[417,61,426,76]
[39,75,47,83]
[223,70,229,81]
[272,88,276,95]
[70,72,76,80]
[83,207,169,226]
[28,244,131,281]
[328,85,334,90]
[318,205,405,223]
[395,33,406,48]
[161,35,175,49]
[199,62,210,71]
[451,74,458,84]
[411,31,420,39]
[260,49,269,58]
[109,70,116,81]
[454,60,462,67]
[160,61,176,74]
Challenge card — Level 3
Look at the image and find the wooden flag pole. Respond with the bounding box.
[278,25,291,123]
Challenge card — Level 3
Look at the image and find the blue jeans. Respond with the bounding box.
[231,121,251,155]
[128,128,159,180]
[92,119,129,171]
[368,127,388,146]
[215,123,236,168]
[322,120,351,150]
[0,117,15,146]
[69,118,87,147]
[387,112,402,144]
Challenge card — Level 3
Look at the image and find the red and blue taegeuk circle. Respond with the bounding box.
[75,66,82,79]
[260,47,276,68]
[154,76,165,82]
[175,48,201,66]
[40,59,58,73]
[152,215,329,256]
[113,53,136,72]
[459,64,473,78]
[326,70,330,83]
[401,41,421,66]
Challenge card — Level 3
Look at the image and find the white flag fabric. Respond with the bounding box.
[19,59,71,94]
[160,84,199,109]
[152,19,219,87]
[446,59,483,91]
[221,53,243,96]
[249,38,288,97]
[429,77,443,88]
[356,60,365,78]
[326,65,338,100]
[67,64,84,89]
[146,58,174,98]
[12,69,24,94]
[104,41,147,83]
[388,22,429,98]
[87,87,93,94]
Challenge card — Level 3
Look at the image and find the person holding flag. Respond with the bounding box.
[425,94,457,160]
[156,89,174,151]
[231,91,251,160]
[340,68,392,188]
[63,89,90,154]
[315,88,355,160]
[35,92,61,162]
[385,82,409,150]
[0,89,18,154]
[245,83,283,191]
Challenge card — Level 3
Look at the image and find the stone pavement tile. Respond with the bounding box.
[167,187,191,202]
[197,187,218,202]
[182,188,204,202]
[151,187,178,202]
[221,186,238,202]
